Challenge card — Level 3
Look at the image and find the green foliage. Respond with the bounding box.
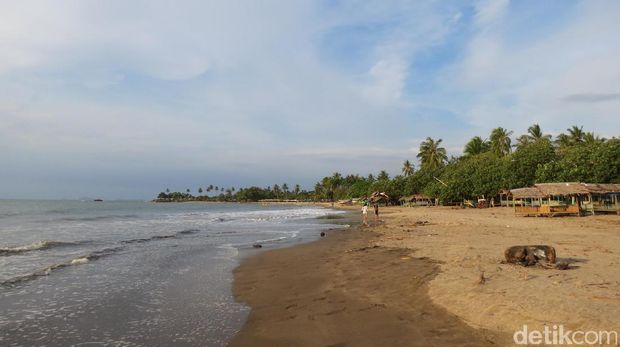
[433,152,506,202]
[505,139,557,188]
[402,160,414,176]
[464,136,490,156]
[538,140,620,183]
[490,127,513,156]
[417,137,447,171]
[154,126,618,205]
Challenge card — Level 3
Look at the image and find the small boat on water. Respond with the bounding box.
[93,199,104,202]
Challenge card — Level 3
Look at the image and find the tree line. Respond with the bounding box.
[155,183,312,202]
[155,124,619,204]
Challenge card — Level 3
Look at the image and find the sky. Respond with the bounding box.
[1,0,619,199]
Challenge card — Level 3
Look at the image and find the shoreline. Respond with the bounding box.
[229,223,505,346]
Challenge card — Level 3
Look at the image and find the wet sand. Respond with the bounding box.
[230,227,503,346]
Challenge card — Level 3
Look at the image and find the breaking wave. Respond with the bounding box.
[0,240,84,256]
[0,247,123,287]
[208,208,345,224]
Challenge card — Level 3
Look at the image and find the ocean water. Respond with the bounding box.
[0,200,348,346]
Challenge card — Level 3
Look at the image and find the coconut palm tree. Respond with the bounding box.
[527,124,551,141]
[463,136,490,156]
[515,135,532,148]
[198,187,203,195]
[516,124,552,149]
[401,160,414,177]
[584,132,605,144]
[377,170,390,181]
[489,127,513,156]
[417,137,447,171]
[555,133,571,146]
[567,125,585,144]
[294,184,301,195]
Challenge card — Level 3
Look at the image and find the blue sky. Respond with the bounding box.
[1,0,619,199]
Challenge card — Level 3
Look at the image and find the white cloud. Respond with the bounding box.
[363,57,409,104]
[2,0,619,198]
[473,0,510,29]
[449,0,620,138]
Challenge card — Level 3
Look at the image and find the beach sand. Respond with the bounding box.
[231,206,620,346]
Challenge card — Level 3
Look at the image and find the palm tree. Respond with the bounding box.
[331,172,343,186]
[377,170,390,181]
[314,182,324,200]
[516,124,552,149]
[555,133,572,147]
[527,124,551,141]
[463,136,490,156]
[489,127,513,156]
[515,134,532,148]
[294,184,301,195]
[402,160,414,176]
[198,187,203,194]
[584,132,605,144]
[417,137,447,171]
[567,125,585,144]
[367,174,375,182]
[165,188,170,193]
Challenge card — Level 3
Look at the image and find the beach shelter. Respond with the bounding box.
[510,183,590,217]
[581,183,620,215]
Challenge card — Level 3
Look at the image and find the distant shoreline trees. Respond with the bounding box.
[155,124,619,204]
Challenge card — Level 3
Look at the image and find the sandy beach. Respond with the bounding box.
[231,206,620,346]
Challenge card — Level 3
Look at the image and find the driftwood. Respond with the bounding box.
[368,192,390,203]
[504,245,556,266]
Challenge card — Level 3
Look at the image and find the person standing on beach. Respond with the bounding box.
[373,202,379,225]
[361,201,369,226]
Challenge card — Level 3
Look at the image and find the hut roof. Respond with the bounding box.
[511,182,599,198]
[534,182,590,196]
[510,187,546,199]
[582,183,620,194]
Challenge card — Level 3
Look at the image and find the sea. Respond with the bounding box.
[0,200,349,346]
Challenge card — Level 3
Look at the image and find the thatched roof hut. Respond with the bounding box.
[510,183,592,199]
[582,183,620,194]
[510,187,546,199]
[511,182,620,216]
[534,182,590,196]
